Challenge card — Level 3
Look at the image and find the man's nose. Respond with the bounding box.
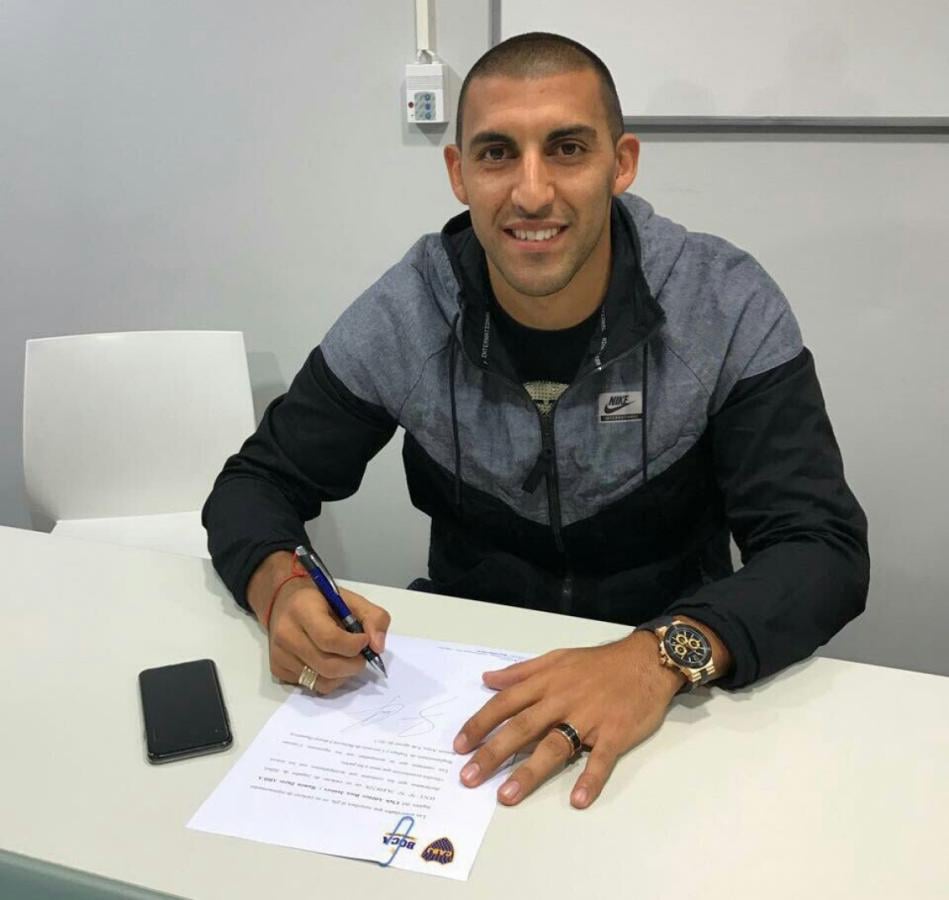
[511,150,555,217]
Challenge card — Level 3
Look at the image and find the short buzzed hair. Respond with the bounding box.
[455,32,624,148]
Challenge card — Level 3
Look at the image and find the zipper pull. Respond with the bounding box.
[522,447,552,493]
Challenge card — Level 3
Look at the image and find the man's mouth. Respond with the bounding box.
[504,226,567,245]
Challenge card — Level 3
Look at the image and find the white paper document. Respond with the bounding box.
[188,634,528,880]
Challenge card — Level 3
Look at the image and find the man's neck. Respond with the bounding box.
[488,225,612,331]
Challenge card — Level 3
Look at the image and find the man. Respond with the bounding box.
[203,33,869,811]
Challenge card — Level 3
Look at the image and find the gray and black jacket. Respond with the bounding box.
[203,194,869,689]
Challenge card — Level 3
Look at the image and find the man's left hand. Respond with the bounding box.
[452,630,686,809]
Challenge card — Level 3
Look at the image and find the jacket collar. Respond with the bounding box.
[440,197,665,380]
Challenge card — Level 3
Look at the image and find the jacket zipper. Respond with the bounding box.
[523,328,660,521]
[522,408,565,552]
[455,313,661,611]
[521,398,572,610]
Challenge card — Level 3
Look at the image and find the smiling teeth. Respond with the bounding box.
[512,228,561,242]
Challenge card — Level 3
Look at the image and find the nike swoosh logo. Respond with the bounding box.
[603,398,633,414]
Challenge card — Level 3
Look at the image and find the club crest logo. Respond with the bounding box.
[421,836,455,864]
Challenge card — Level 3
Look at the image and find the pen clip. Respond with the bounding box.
[294,545,341,596]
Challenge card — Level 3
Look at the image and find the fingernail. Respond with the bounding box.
[454,733,469,753]
[572,787,589,807]
[460,762,480,784]
[499,781,520,802]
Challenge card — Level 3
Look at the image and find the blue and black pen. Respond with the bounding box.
[294,545,388,678]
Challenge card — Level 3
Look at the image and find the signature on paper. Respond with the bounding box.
[342,695,458,737]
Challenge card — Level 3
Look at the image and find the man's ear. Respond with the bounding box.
[611,133,640,196]
[444,144,470,206]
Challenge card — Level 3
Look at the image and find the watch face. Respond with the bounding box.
[663,624,711,668]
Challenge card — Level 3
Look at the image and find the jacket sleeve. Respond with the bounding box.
[201,347,397,610]
[664,347,870,689]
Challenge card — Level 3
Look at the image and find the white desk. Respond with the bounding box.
[0,525,946,898]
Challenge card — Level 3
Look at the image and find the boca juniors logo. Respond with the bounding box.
[421,837,455,864]
[382,831,416,850]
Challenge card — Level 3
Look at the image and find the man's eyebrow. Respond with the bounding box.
[546,125,598,143]
[468,131,515,150]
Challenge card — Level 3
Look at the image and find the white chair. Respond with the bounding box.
[23,331,256,558]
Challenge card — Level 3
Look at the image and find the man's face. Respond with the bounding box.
[444,69,638,303]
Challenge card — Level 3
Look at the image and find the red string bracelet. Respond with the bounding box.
[261,561,308,631]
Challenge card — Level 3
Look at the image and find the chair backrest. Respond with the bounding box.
[23,331,256,527]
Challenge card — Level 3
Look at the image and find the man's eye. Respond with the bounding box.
[482,147,508,162]
[557,142,584,157]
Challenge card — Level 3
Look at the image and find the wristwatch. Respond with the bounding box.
[640,616,716,693]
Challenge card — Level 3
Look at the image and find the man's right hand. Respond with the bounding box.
[247,551,391,695]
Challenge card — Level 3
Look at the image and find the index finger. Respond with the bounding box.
[482,650,562,690]
[453,678,537,753]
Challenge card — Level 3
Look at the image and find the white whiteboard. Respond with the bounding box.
[500,0,949,120]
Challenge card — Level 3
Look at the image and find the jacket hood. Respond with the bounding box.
[434,192,678,377]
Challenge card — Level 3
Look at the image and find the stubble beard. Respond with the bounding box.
[499,263,576,298]
[491,219,605,300]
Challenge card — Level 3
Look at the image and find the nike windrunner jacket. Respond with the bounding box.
[203,193,869,690]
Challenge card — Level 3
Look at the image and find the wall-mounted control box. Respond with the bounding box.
[406,62,447,124]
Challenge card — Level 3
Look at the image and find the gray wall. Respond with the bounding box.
[2,2,946,675]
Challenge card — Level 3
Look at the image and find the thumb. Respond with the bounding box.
[339,588,391,654]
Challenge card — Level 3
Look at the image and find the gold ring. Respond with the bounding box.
[298,665,318,691]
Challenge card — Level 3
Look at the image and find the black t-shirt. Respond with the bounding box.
[490,296,600,384]
[489,296,600,416]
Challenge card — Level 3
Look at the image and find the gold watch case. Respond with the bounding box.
[655,620,716,687]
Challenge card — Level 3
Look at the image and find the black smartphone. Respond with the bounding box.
[139,659,233,764]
